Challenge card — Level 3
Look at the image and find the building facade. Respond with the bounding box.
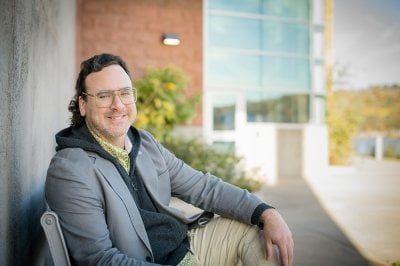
[203,0,329,183]
[77,0,329,184]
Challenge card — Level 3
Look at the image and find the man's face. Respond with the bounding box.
[79,64,137,148]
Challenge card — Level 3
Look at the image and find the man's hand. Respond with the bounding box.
[260,209,294,266]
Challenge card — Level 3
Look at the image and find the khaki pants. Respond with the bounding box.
[188,216,279,266]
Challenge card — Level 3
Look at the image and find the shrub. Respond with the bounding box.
[326,91,362,165]
[133,66,200,142]
[163,136,263,192]
[134,66,262,191]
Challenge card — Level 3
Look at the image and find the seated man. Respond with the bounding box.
[45,53,293,266]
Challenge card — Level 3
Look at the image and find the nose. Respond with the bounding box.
[110,94,125,109]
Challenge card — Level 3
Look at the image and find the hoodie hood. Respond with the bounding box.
[55,124,141,161]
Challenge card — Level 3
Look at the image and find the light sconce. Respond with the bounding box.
[162,33,180,46]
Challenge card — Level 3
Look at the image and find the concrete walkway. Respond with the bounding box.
[257,157,400,266]
[258,180,370,266]
[305,157,400,266]
[172,157,399,265]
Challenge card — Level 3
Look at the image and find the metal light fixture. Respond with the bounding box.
[162,33,180,46]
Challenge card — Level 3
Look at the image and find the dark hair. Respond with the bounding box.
[69,53,132,127]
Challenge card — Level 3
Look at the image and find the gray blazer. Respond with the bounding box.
[46,130,263,265]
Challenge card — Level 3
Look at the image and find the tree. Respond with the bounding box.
[327,90,362,164]
[356,86,400,134]
[327,85,400,164]
[133,66,200,142]
[133,66,263,190]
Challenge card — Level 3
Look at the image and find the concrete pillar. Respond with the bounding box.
[0,0,75,265]
[303,124,329,179]
[375,135,384,160]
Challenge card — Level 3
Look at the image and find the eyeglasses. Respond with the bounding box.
[82,88,137,108]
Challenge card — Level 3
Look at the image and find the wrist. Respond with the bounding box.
[257,206,276,230]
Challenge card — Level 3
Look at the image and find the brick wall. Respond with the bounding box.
[76,0,203,125]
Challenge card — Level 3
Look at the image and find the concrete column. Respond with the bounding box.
[375,135,384,160]
[0,0,75,265]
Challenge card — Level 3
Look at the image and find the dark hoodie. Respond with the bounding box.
[55,124,190,265]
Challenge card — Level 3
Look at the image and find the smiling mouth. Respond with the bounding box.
[108,115,126,120]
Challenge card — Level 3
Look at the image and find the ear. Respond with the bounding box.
[78,96,86,117]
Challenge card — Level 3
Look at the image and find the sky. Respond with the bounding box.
[333,0,400,89]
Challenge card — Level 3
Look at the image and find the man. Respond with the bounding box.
[46,53,293,265]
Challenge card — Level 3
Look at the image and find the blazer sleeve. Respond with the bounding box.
[45,148,162,266]
[139,130,265,225]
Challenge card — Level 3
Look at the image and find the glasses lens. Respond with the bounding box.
[96,92,114,107]
[119,89,135,104]
[94,89,136,107]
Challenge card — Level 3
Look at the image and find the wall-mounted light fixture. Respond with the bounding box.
[162,33,180,46]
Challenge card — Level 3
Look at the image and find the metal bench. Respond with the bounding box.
[40,211,71,266]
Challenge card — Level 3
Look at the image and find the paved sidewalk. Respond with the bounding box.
[256,157,400,266]
[257,180,370,266]
[172,157,399,265]
[305,157,400,266]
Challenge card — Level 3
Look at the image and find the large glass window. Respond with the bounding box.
[207,0,312,124]
[246,92,309,123]
[212,141,236,154]
[262,21,309,54]
[207,2,310,90]
[213,95,236,130]
[207,53,260,87]
[262,56,310,90]
[262,0,309,19]
[208,16,309,54]
[209,0,309,19]
[208,16,260,50]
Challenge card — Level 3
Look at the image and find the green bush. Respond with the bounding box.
[134,66,262,191]
[326,91,362,165]
[134,66,200,142]
[327,86,400,164]
[384,146,400,160]
[163,136,263,192]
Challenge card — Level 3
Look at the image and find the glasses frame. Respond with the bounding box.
[82,88,137,108]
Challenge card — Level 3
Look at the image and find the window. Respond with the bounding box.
[212,141,236,154]
[208,16,259,50]
[209,0,309,20]
[207,0,312,124]
[262,56,310,90]
[261,21,309,54]
[207,53,260,87]
[208,14,309,54]
[213,95,236,130]
[246,92,309,123]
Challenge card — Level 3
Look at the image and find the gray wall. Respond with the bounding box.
[0,0,75,264]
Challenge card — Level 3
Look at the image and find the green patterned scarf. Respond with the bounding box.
[88,127,130,173]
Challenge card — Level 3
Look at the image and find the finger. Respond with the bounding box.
[279,244,289,266]
[265,238,274,261]
[288,239,294,266]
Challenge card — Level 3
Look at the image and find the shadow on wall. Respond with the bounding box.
[12,185,48,265]
[0,0,76,265]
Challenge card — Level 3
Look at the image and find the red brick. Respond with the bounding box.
[76,0,203,126]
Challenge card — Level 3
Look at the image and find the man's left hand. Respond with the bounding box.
[260,209,294,266]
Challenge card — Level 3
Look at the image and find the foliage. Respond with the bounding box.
[355,86,400,134]
[162,136,263,192]
[133,66,261,190]
[326,91,362,164]
[133,66,200,142]
[327,85,400,164]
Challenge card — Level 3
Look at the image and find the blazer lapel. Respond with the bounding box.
[93,153,152,253]
[135,149,161,199]
[135,148,196,223]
